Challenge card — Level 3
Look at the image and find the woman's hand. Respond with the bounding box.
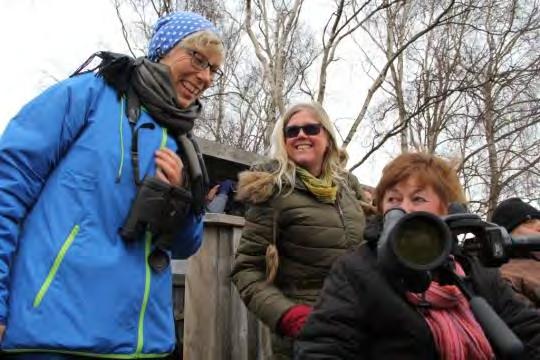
[0,324,5,341]
[155,148,184,187]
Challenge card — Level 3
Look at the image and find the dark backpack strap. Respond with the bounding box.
[71,51,137,100]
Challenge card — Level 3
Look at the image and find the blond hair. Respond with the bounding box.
[179,30,225,63]
[269,102,347,193]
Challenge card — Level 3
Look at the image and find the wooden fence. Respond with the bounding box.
[173,213,272,360]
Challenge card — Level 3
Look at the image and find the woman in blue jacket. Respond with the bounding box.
[0,11,224,359]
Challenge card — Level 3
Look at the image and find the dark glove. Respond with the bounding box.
[278,304,313,338]
[218,179,235,195]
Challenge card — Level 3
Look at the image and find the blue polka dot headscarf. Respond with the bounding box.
[147,11,218,61]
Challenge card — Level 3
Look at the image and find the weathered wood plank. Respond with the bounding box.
[183,215,272,360]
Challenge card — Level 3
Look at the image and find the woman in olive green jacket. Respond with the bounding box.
[231,102,368,359]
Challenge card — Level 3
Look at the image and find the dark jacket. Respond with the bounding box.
[231,165,366,357]
[295,219,540,359]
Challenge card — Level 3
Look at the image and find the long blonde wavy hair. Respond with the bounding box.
[268,102,348,194]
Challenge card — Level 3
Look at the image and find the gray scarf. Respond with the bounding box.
[131,58,202,137]
[72,51,209,215]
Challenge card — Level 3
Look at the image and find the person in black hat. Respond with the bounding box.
[492,197,540,307]
[492,197,540,236]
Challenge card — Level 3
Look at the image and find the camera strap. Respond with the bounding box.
[73,51,209,212]
[120,83,208,215]
[177,133,209,215]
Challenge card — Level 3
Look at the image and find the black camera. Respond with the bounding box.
[377,206,540,359]
[120,176,192,244]
[378,207,540,281]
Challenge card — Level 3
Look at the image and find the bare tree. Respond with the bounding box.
[393,0,475,154]
[455,0,540,216]
[342,0,458,148]
[110,0,540,210]
[244,0,318,146]
[311,0,404,104]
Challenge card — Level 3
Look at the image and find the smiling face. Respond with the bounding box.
[381,176,448,216]
[159,45,223,108]
[284,109,329,177]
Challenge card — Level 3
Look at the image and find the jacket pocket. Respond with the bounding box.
[33,224,80,308]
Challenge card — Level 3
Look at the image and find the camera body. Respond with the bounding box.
[379,206,540,272]
[378,207,540,292]
[377,207,538,359]
[120,176,192,245]
[444,212,511,267]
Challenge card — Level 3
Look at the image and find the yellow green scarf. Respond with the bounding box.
[296,167,338,204]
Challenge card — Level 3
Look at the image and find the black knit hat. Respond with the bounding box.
[492,197,540,232]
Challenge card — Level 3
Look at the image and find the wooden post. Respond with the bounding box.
[183,213,257,360]
[171,260,187,355]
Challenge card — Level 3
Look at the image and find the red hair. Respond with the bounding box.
[374,153,466,213]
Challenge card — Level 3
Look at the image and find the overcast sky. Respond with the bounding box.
[0,0,128,129]
[0,0,386,186]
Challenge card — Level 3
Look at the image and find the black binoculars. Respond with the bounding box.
[120,176,192,244]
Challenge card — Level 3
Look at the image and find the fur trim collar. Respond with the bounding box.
[235,170,275,204]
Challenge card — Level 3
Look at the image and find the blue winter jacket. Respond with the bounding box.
[0,73,203,357]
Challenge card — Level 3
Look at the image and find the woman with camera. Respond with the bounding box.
[295,152,540,359]
[231,102,368,359]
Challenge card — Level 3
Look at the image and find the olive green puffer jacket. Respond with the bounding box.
[231,165,366,357]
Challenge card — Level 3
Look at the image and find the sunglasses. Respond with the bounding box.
[284,123,323,139]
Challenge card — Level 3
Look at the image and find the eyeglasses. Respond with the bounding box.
[182,47,224,81]
[284,123,323,139]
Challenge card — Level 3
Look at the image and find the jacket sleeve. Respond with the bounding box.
[470,260,540,359]
[0,74,98,324]
[230,201,296,331]
[493,273,540,359]
[206,193,228,213]
[294,255,367,360]
[171,211,203,259]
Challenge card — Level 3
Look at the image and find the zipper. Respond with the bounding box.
[33,225,80,308]
[335,194,345,227]
[115,97,126,183]
[135,231,152,355]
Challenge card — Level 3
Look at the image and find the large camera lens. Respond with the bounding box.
[391,213,451,270]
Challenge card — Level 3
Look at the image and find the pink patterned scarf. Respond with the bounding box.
[406,263,495,360]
